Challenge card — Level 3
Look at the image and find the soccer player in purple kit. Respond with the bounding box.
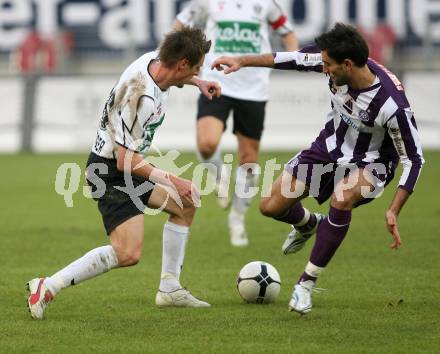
[211,23,424,314]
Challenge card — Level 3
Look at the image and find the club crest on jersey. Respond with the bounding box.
[253,3,262,14]
[359,109,369,122]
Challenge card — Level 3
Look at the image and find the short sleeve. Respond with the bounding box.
[267,0,294,35]
[176,0,208,27]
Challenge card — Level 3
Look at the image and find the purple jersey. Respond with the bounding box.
[273,46,424,193]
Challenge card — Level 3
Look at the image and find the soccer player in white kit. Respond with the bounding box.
[212,23,424,314]
[27,27,221,319]
[175,0,299,247]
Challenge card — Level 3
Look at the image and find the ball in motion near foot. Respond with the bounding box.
[237,261,281,304]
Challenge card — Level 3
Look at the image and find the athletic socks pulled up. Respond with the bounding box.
[298,206,352,283]
[275,202,317,232]
[44,245,119,296]
[160,221,189,293]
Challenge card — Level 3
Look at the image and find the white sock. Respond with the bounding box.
[44,245,119,296]
[159,221,189,292]
[295,208,311,227]
[196,146,223,182]
[231,165,259,214]
[228,206,245,228]
[305,261,324,278]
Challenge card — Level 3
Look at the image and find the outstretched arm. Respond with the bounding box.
[211,54,275,74]
[211,45,324,74]
[272,46,323,72]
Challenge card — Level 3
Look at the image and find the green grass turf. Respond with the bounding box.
[0,151,439,354]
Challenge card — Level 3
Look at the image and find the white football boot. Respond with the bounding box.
[282,213,325,255]
[288,280,315,315]
[27,278,54,319]
[228,208,248,247]
[155,288,211,308]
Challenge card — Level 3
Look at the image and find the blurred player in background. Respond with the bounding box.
[27,27,221,319]
[175,0,298,247]
[212,23,424,314]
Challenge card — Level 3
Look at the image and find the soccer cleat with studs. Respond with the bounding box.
[282,213,325,255]
[27,278,54,319]
[288,280,314,315]
[155,288,211,308]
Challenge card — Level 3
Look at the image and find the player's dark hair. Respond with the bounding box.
[159,26,211,68]
[315,23,369,67]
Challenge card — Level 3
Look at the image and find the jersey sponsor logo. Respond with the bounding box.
[301,52,321,63]
[340,113,360,132]
[215,21,261,54]
[389,127,406,156]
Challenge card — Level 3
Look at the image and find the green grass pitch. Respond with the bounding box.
[0,151,439,353]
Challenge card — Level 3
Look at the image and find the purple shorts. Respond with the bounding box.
[284,144,397,206]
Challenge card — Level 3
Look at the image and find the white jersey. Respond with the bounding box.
[92,51,169,159]
[177,0,293,101]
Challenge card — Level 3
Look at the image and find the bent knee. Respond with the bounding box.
[114,248,142,267]
[238,148,259,165]
[330,193,356,210]
[183,204,196,219]
[169,204,196,226]
[198,140,218,159]
[259,198,276,217]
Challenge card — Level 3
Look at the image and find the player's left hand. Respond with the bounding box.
[211,56,242,74]
[385,209,402,249]
[199,80,221,100]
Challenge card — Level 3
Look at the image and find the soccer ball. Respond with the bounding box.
[236,261,281,304]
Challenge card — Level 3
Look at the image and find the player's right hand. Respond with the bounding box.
[385,209,402,249]
[211,56,242,74]
[170,175,201,208]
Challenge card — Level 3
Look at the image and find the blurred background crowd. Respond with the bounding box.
[1,0,439,153]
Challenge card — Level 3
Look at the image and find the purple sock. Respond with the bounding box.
[275,202,304,224]
[309,206,352,268]
[298,272,317,283]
